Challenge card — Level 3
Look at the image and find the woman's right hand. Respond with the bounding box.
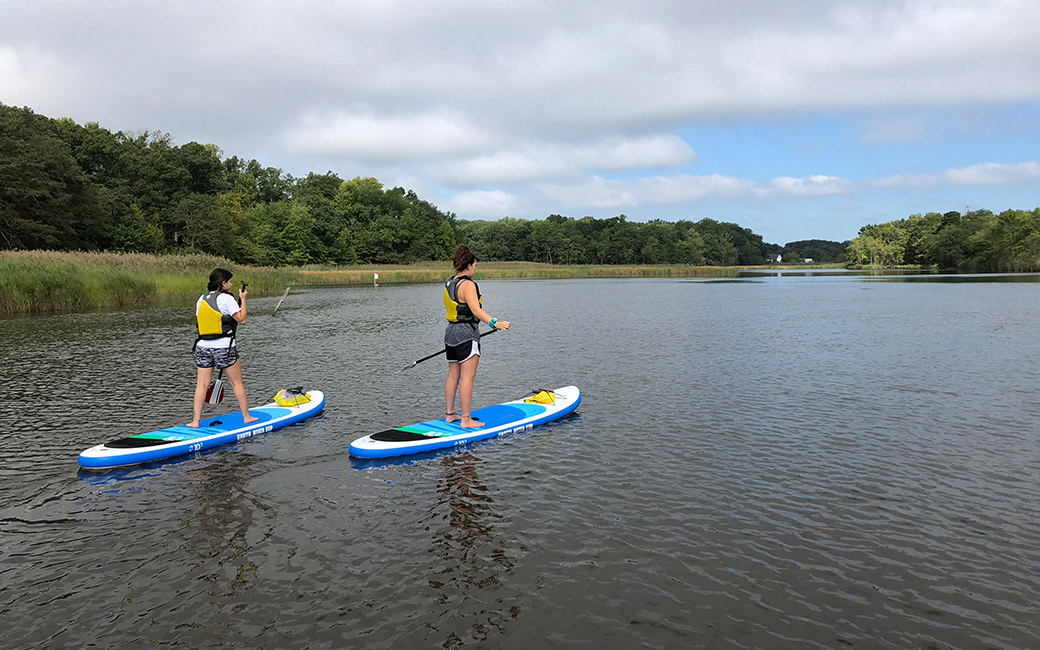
[494,320,511,330]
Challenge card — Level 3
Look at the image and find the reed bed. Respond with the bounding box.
[0,251,297,315]
[1,250,743,315]
[299,262,740,285]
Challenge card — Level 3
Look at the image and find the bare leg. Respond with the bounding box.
[445,361,461,423]
[223,361,259,424]
[459,355,484,428]
[188,366,214,427]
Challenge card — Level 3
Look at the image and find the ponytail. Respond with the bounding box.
[452,245,476,273]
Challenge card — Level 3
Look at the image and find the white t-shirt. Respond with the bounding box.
[195,292,241,349]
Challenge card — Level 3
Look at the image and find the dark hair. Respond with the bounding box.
[452,245,476,273]
[208,268,233,292]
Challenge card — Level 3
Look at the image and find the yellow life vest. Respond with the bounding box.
[443,275,481,323]
[196,291,236,340]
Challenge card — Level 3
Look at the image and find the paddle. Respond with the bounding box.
[205,368,226,404]
[399,328,498,372]
[203,280,247,403]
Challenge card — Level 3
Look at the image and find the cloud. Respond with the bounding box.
[757,175,855,197]
[540,173,757,209]
[8,1,1039,138]
[538,171,862,210]
[875,161,1040,189]
[445,189,519,217]
[282,108,496,162]
[432,135,695,185]
[946,161,1040,185]
[536,159,1038,214]
[0,45,79,111]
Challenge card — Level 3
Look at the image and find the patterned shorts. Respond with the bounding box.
[194,345,240,369]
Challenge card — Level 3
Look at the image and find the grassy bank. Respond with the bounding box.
[1,250,755,315]
[298,260,743,285]
[0,251,298,315]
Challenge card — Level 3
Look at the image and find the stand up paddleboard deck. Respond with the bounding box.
[78,389,325,469]
[349,386,580,459]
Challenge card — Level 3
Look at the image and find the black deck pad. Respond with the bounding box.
[105,436,179,449]
[370,429,437,442]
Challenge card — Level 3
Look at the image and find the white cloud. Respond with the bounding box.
[540,176,641,209]
[540,173,757,209]
[446,189,519,218]
[432,135,695,185]
[758,175,855,197]
[282,108,496,162]
[946,161,1040,185]
[875,161,1040,189]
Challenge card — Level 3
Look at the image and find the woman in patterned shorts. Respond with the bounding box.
[188,268,258,428]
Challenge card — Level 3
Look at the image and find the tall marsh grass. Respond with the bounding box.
[0,251,298,315]
[1,250,744,315]
[300,262,741,285]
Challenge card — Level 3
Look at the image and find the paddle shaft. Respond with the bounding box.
[401,328,498,371]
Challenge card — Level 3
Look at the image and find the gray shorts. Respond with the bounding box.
[445,338,480,363]
[194,345,240,369]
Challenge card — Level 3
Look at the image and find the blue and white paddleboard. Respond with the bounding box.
[349,386,580,459]
[78,389,325,469]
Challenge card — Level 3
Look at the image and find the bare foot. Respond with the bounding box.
[243,415,260,424]
[460,416,485,429]
[186,422,200,428]
[445,412,460,424]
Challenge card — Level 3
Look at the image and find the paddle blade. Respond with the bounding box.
[205,379,225,404]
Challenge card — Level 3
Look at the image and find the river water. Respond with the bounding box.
[1,271,1038,649]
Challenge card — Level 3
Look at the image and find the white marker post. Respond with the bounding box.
[374,272,379,286]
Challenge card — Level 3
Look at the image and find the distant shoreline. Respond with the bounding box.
[0,250,842,316]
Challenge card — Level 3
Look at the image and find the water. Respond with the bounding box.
[1,273,1039,649]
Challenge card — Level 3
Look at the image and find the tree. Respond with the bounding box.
[971,209,1040,272]
[0,104,101,249]
[168,193,233,254]
[280,204,320,265]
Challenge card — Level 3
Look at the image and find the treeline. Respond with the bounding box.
[457,215,783,265]
[765,239,850,264]
[2,102,845,267]
[845,209,1040,271]
[0,103,456,265]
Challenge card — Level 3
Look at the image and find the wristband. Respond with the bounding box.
[489,317,498,329]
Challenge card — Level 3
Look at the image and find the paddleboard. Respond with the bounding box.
[78,389,325,469]
[349,386,580,459]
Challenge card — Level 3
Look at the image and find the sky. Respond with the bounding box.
[2,0,1039,245]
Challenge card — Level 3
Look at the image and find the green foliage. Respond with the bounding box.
[780,239,849,263]
[0,106,102,249]
[846,208,1040,271]
[457,214,769,266]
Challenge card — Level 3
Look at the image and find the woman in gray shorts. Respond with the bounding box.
[443,245,511,428]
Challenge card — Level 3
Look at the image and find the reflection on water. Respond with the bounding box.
[1,273,1039,649]
[422,452,518,648]
[184,453,264,597]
